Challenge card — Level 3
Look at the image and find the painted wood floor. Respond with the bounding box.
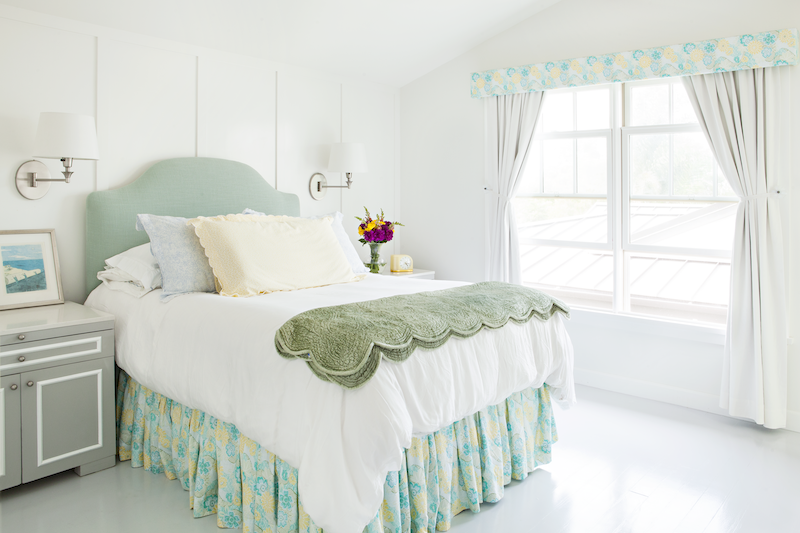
[2,385,798,533]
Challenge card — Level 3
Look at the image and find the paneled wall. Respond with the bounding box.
[0,7,398,302]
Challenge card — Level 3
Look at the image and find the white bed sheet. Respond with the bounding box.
[86,275,575,533]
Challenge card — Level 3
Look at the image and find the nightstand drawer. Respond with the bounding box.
[0,321,113,348]
[0,330,114,374]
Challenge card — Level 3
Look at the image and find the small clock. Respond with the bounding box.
[390,254,413,272]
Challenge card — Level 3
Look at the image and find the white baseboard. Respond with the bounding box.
[574,368,800,433]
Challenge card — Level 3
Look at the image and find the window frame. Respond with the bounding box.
[514,79,735,323]
[516,84,615,252]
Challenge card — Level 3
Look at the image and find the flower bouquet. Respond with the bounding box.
[356,208,402,273]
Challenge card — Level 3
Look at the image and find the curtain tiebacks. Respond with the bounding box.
[483,187,511,201]
[742,190,781,200]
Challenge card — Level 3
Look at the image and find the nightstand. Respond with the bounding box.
[0,302,116,491]
[380,269,435,280]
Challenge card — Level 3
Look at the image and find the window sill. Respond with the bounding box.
[566,307,726,346]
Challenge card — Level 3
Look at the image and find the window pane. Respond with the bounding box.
[517,141,541,196]
[542,139,573,193]
[519,244,613,310]
[627,252,729,324]
[673,132,713,196]
[577,88,610,130]
[513,197,607,243]
[542,92,574,132]
[629,83,669,126]
[628,199,736,250]
[630,134,669,195]
[577,137,607,194]
[673,83,698,124]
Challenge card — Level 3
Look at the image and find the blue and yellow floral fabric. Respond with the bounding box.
[470,28,799,98]
[116,370,558,532]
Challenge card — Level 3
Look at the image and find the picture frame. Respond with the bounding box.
[0,229,64,311]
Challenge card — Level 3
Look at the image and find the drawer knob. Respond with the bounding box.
[27,381,34,387]
[18,355,25,362]
[9,384,17,391]
[18,334,25,340]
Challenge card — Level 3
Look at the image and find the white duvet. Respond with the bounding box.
[86,275,575,533]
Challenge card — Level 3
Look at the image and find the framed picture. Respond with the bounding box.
[0,229,64,311]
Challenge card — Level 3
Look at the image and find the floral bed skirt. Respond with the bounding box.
[116,370,558,532]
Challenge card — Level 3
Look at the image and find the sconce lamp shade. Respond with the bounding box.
[328,143,367,173]
[33,112,99,160]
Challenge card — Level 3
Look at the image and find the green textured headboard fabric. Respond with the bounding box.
[85,157,300,299]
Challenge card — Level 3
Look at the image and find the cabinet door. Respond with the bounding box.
[0,374,21,490]
[21,357,115,483]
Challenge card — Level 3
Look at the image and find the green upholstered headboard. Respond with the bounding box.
[85,157,300,299]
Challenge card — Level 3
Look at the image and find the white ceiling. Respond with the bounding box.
[2,0,560,87]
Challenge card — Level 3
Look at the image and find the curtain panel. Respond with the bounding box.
[485,92,545,284]
[682,68,789,429]
[471,29,798,98]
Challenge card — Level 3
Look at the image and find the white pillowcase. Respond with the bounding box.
[98,243,162,297]
[97,268,154,298]
[243,209,369,275]
[188,214,364,297]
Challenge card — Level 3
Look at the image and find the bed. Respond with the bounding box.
[83,157,576,533]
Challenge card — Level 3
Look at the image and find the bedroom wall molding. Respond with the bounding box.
[0,4,399,302]
[470,28,799,98]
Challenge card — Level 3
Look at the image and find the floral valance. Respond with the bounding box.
[470,29,798,98]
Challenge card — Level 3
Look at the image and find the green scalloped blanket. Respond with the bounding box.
[275,281,570,389]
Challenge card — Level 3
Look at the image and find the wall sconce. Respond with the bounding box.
[15,112,99,200]
[309,142,368,200]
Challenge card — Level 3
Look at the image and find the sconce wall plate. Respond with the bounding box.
[309,172,327,200]
[15,160,51,200]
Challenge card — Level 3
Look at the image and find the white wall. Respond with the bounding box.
[400,0,800,430]
[0,5,398,303]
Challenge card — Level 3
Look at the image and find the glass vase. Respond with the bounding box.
[365,242,386,274]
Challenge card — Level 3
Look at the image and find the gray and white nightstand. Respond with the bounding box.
[0,302,116,491]
[380,269,435,280]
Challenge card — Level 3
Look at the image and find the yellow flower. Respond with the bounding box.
[778,29,796,46]
[530,66,541,78]
[664,47,678,61]
[593,62,604,73]
[358,226,365,235]
[366,221,376,231]
[615,54,627,67]
[550,67,561,78]
[639,56,652,68]
[747,40,763,55]
[511,72,522,84]
[570,60,581,71]
[476,78,485,89]
[690,48,704,62]
[493,72,503,83]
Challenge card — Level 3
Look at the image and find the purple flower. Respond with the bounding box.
[385,229,393,241]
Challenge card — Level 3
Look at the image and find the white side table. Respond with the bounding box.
[0,302,116,491]
[380,269,435,280]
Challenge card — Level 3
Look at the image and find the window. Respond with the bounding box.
[513,79,735,324]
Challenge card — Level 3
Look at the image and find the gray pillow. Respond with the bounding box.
[135,214,216,300]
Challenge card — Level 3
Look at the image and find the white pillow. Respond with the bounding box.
[243,209,369,275]
[96,269,154,298]
[103,243,162,291]
[188,214,364,297]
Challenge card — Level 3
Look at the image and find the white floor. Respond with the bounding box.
[2,385,799,533]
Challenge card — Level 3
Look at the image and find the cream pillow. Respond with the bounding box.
[188,214,365,297]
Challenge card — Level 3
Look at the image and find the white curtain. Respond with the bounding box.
[682,68,788,429]
[485,91,546,284]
